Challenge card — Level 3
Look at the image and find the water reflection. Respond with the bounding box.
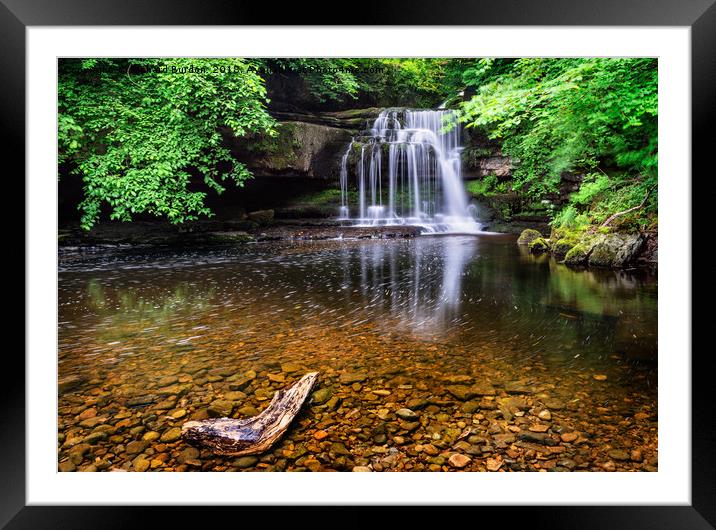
[59,235,657,371]
[57,236,658,472]
[355,236,477,335]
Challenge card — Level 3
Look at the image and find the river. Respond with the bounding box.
[58,234,658,472]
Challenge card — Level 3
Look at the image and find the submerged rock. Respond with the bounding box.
[446,384,495,401]
[395,408,419,421]
[234,456,259,468]
[160,428,182,443]
[208,400,235,418]
[340,372,368,385]
[448,454,471,468]
[311,387,333,405]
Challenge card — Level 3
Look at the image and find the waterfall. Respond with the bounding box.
[338,109,480,233]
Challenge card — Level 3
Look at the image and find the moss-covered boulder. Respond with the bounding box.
[517,229,542,246]
[529,237,550,254]
[564,244,590,266]
[552,239,575,259]
[588,233,644,268]
[587,243,617,268]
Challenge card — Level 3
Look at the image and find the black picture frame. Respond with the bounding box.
[6,1,710,527]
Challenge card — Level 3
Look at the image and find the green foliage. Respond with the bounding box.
[457,58,658,226]
[551,205,591,230]
[59,57,658,232]
[294,188,343,206]
[263,58,466,108]
[364,59,458,108]
[262,58,362,103]
[466,174,512,197]
[59,58,276,229]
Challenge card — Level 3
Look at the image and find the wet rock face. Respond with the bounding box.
[225,121,352,180]
[269,108,383,130]
[471,156,513,179]
[460,130,513,180]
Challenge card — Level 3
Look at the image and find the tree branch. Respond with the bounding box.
[600,187,653,228]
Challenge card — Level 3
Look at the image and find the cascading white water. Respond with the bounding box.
[339,109,481,233]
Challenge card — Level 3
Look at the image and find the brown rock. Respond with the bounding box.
[78,408,97,421]
[58,460,76,472]
[208,400,234,418]
[486,457,503,471]
[125,440,148,455]
[608,449,630,461]
[313,430,329,440]
[446,384,495,401]
[422,444,439,456]
[396,408,419,421]
[448,454,471,468]
[281,363,301,373]
[529,424,550,433]
[560,432,579,443]
[340,372,368,385]
[160,428,182,443]
[132,456,150,472]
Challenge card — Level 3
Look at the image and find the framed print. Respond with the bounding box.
[7,0,712,527]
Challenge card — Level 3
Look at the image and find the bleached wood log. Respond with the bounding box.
[181,372,318,456]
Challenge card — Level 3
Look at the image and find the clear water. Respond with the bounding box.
[58,235,658,472]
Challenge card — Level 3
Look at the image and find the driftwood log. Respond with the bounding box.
[181,371,318,456]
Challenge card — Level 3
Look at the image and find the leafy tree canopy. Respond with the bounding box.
[59,57,658,231]
[456,58,657,228]
[262,58,464,108]
[59,58,276,229]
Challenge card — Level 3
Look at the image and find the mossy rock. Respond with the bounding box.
[517,229,542,245]
[587,243,618,268]
[588,233,643,268]
[529,237,550,254]
[247,209,274,225]
[564,244,590,266]
[552,239,575,259]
